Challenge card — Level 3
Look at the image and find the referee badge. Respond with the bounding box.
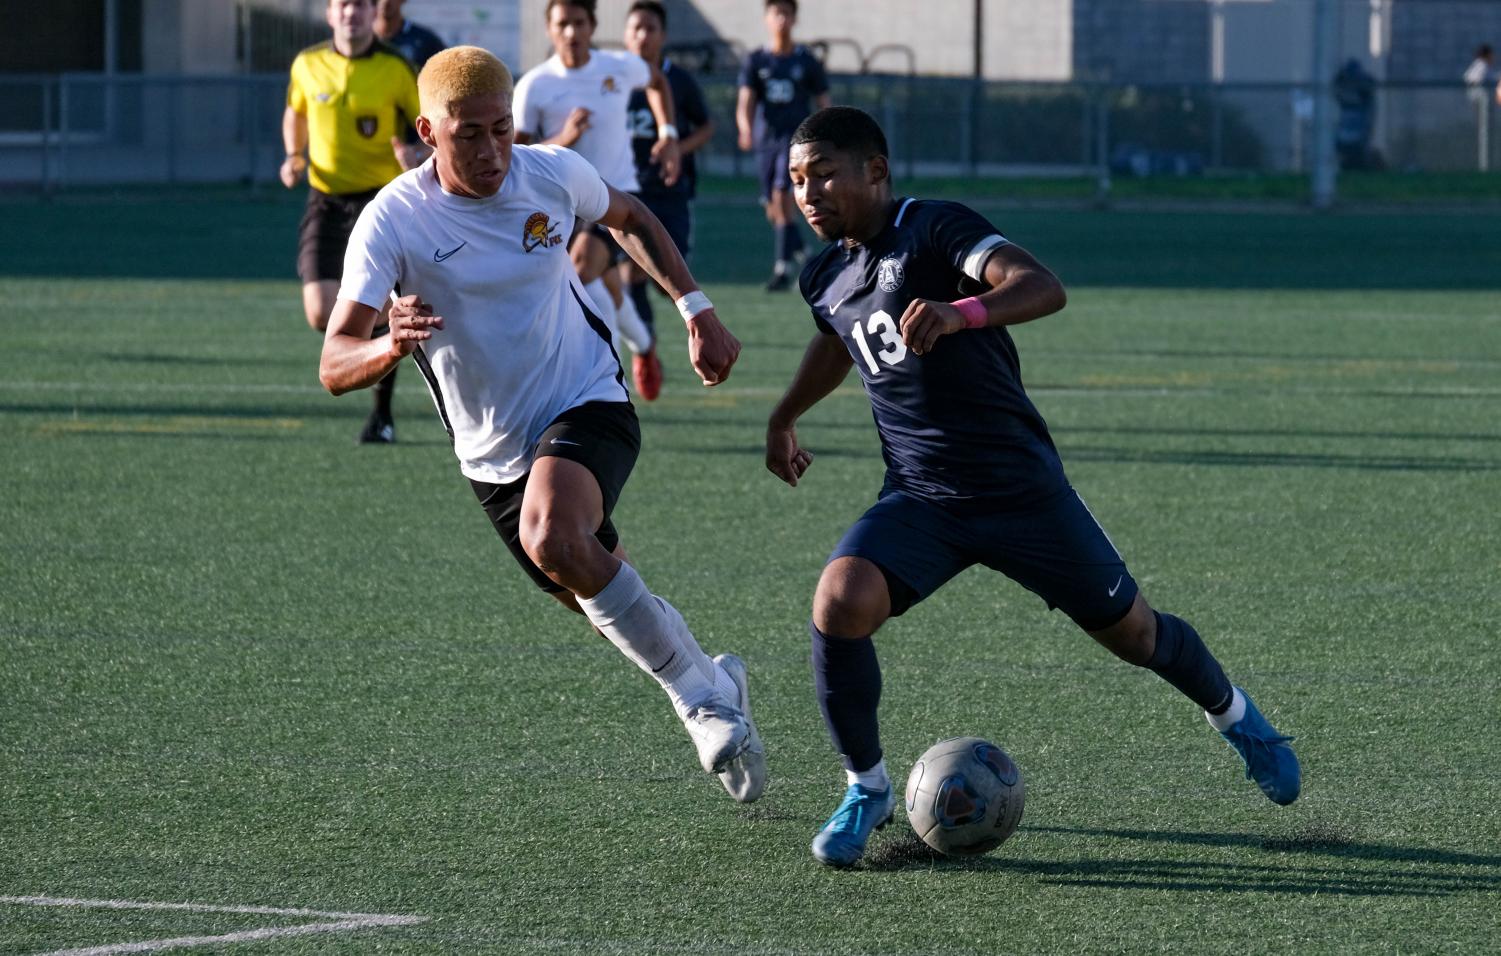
[523,212,563,252]
[355,115,378,138]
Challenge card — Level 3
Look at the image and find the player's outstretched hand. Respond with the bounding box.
[686,310,741,386]
[387,295,444,357]
[765,424,814,487]
[898,298,966,356]
[279,154,307,189]
[651,138,682,187]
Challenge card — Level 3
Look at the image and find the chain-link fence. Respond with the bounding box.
[1,71,1495,195]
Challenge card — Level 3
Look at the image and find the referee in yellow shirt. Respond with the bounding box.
[282,0,425,443]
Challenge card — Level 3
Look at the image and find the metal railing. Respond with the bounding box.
[2,72,1495,197]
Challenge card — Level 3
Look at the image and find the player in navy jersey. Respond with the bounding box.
[765,108,1301,867]
[737,0,830,291]
[622,0,714,393]
[374,0,445,68]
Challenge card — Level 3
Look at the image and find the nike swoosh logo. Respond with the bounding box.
[549,438,581,447]
[433,241,467,262]
[1108,576,1123,597]
[830,294,847,314]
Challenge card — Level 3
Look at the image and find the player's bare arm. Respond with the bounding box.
[643,64,681,186]
[765,332,853,487]
[600,186,741,386]
[735,86,757,151]
[280,106,309,188]
[897,243,1067,356]
[319,295,442,395]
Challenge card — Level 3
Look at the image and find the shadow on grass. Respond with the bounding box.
[860,824,1501,897]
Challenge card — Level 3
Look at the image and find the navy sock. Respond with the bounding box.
[773,222,789,268]
[627,280,655,339]
[1146,611,1233,713]
[782,222,804,259]
[810,622,883,772]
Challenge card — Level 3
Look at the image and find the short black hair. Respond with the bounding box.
[766,0,797,13]
[545,0,596,25]
[628,1,667,28]
[1480,44,1495,58]
[791,107,889,161]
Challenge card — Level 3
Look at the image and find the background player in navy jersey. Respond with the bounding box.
[622,0,715,394]
[375,0,446,69]
[765,107,1301,868]
[737,0,830,291]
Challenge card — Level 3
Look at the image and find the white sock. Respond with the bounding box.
[577,563,716,718]
[614,291,653,355]
[1205,687,1247,732]
[581,278,621,344]
[846,759,890,792]
[653,596,719,685]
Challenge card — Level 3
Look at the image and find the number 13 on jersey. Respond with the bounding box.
[850,309,908,375]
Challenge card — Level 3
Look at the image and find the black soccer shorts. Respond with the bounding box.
[296,186,379,284]
[468,401,641,593]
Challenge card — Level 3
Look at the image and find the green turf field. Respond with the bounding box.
[2,192,1499,954]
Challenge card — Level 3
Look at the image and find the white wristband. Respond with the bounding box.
[657,123,679,141]
[675,291,712,323]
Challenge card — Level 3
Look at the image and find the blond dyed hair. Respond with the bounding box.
[418,46,514,119]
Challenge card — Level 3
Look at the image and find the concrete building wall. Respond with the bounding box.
[1072,0,1211,83]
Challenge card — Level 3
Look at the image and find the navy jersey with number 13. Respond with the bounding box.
[799,198,1068,509]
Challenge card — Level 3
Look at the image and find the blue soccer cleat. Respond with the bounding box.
[811,782,895,867]
[1217,688,1301,805]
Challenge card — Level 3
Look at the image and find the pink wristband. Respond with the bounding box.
[954,296,987,330]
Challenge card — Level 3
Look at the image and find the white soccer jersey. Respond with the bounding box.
[339,144,628,485]
[513,48,652,192]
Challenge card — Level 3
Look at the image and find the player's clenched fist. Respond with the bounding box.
[898,298,966,356]
[765,425,814,487]
[686,310,741,386]
[387,295,444,356]
[279,154,307,189]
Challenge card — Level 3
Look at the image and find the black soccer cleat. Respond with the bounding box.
[764,271,792,292]
[358,411,396,445]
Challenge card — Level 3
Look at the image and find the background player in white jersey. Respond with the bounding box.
[318,46,765,802]
[513,0,680,401]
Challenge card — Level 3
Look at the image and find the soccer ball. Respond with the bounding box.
[904,736,1025,856]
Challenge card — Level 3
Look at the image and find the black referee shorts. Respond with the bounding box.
[296,186,379,284]
[468,401,641,593]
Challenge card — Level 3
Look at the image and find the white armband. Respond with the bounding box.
[675,290,713,323]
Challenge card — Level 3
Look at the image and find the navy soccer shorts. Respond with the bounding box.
[829,486,1139,631]
[756,137,793,201]
[640,192,694,261]
[469,401,641,594]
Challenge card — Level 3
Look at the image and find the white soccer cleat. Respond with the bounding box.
[713,653,767,803]
[682,695,750,775]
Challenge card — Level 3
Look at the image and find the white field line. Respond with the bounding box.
[0,895,426,956]
[4,378,1501,400]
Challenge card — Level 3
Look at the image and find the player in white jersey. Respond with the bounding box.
[319,46,766,803]
[512,0,680,402]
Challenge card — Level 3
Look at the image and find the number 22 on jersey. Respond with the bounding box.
[850,309,908,375]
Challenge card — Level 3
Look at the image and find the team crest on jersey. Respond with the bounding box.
[877,256,906,292]
[601,75,618,94]
[316,92,332,103]
[523,212,563,252]
[355,115,378,138]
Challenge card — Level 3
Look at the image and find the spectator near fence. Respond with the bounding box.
[1464,44,1495,102]
[1333,58,1381,171]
